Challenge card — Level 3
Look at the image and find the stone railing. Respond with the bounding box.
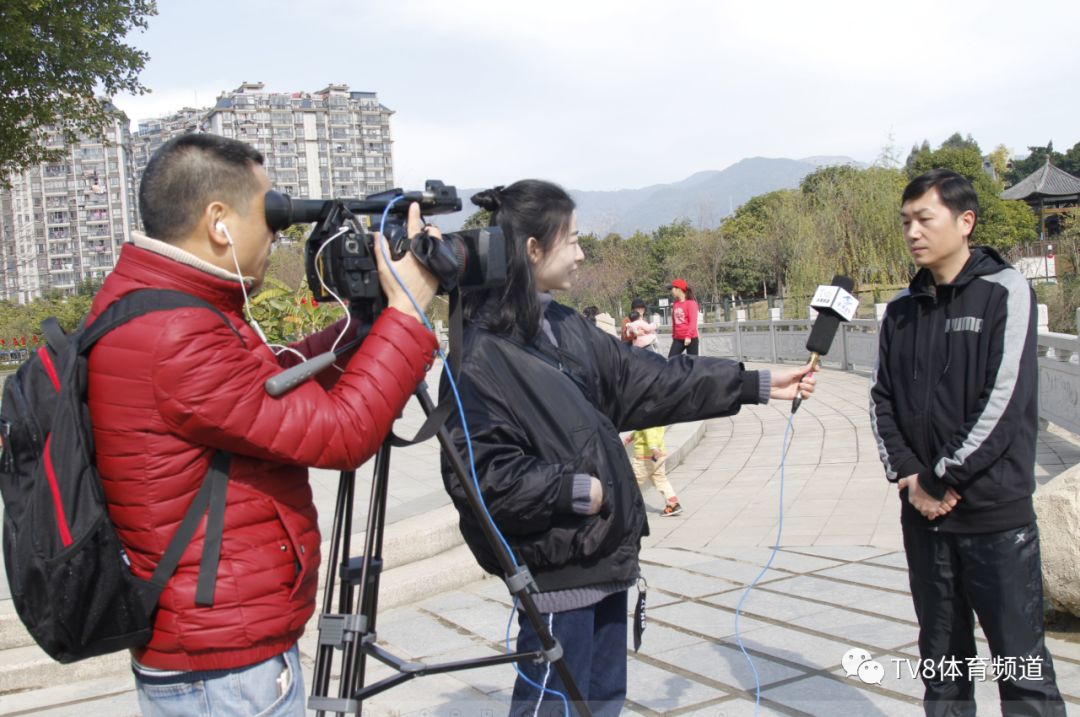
[1037,309,1080,435]
[649,306,1080,436]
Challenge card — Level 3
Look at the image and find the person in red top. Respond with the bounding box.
[667,278,700,357]
[86,133,439,716]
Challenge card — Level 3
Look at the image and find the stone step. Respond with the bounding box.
[362,542,488,613]
[0,531,483,710]
[358,504,463,571]
[0,672,139,716]
[0,644,130,695]
[0,504,465,653]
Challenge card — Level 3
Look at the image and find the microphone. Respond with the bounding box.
[792,275,857,413]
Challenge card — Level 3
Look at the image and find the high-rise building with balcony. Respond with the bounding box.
[0,84,394,301]
[0,104,136,302]
[131,107,208,175]
[203,82,394,199]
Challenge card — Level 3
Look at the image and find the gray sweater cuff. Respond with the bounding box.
[571,474,593,515]
[758,370,771,405]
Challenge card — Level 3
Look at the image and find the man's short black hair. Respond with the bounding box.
[902,168,979,240]
[139,133,265,242]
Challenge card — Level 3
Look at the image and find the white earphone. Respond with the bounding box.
[216,221,233,245]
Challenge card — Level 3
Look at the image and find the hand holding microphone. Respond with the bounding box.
[791,275,858,413]
[770,363,818,402]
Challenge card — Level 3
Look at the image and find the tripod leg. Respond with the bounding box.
[415,386,593,717]
[311,469,355,717]
[338,440,393,712]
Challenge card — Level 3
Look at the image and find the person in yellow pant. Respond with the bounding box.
[631,426,682,516]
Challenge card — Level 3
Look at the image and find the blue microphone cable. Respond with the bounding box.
[733,408,796,715]
[377,201,570,716]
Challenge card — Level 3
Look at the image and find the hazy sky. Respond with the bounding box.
[111,0,1080,192]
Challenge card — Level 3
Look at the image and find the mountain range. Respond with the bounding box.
[433,155,865,236]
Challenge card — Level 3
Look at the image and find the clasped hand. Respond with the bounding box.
[898,475,961,520]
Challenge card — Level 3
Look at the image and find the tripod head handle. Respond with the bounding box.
[264,351,337,397]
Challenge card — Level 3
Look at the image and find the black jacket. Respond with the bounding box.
[440,300,762,592]
[870,247,1038,533]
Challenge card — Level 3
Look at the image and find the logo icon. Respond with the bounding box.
[842,647,885,685]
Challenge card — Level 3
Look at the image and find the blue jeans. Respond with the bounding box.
[133,644,306,717]
[510,590,628,717]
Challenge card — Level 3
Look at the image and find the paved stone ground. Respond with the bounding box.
[308,367,1080,716]
[2,366,1078,716]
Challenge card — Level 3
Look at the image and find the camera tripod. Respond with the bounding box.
[307,382,592,717]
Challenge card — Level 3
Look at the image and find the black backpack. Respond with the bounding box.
[0,289,241,663]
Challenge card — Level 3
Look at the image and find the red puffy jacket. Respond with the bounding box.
[86,242,436,671]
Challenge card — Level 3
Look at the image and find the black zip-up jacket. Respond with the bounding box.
[440,300,763,592]
[870,247,1038,533]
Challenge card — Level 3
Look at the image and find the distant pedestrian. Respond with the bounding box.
[622,297,647,344]
[626,310,658,350]
[668,278,699,357]
[628,426,681,516]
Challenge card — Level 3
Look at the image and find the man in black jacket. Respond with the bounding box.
[871,169,1065,716]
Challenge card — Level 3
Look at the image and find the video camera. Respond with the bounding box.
[264,180,506,310]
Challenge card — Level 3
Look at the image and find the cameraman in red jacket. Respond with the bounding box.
[86,133,438,716]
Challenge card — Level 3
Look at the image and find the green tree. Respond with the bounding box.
[264,242,307,292]
[620,231,660,305]
[1061,141,1080,176]
[718,194,775,297]
[248,277,345,344]
[279,224,310,244]
[577,232,600,262]
[1,0,157,180]
[1002,140,1080,185]
[908,138,1036,252]
[940,132,980,152]
[1004,141,1055,186]
[904,140,931,176]
[0,289,96,352]
[460,210,491,230]
[664,226,750,307]
[986,144,1011,182]
[567,233,635,315]
[798,165,910,289]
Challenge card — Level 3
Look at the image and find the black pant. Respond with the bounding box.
[668,336,699,357]
[903,523,1066,716]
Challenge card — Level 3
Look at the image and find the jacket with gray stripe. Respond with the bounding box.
[870,247,1037,533]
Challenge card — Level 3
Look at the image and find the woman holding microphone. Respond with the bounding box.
[440,179,814,716]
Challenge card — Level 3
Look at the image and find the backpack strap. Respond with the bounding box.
[71,289,243,612]
[142,451,231,613]
[41,317,69,353]
[195,451,229,607]
[79,289,244,352]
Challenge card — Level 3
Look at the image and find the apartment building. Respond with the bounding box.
[0,105,136,302]
[0,83,394,301]
[204,81,394,199]
[131,106,208,174]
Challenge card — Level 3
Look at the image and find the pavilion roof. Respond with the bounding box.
[1002,159,1080,201]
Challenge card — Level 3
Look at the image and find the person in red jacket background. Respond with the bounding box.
[667,278,699,357]
[86,133,439,716]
